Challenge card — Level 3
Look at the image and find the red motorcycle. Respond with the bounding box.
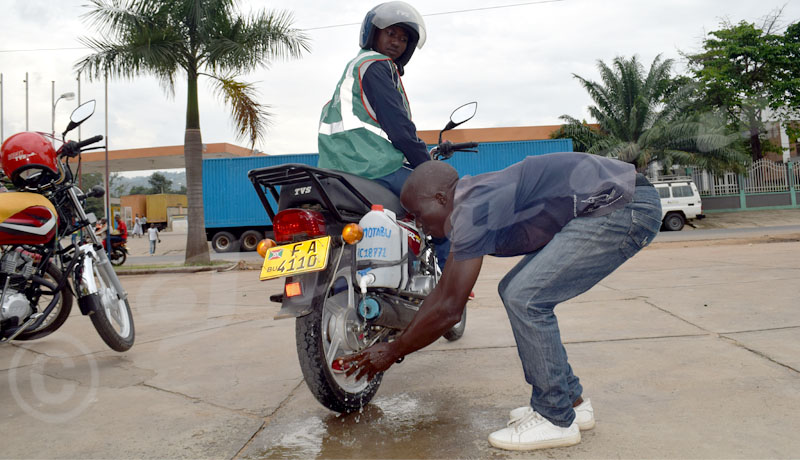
[0,100,134,351]
[101,238,129,266]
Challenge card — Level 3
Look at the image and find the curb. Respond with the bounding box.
[115,261,263,276]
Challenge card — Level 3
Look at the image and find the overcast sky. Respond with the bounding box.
[1,0,798,168]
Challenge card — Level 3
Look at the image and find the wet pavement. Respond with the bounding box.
[1,226,799,458]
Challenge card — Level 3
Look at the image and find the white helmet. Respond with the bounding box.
[359,2,427,69]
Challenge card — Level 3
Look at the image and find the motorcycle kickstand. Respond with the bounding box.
[4,313,44,342]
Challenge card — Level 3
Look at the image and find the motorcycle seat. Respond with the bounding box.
[273,165,407,221]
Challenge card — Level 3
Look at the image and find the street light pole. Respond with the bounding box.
[51,82,75,137]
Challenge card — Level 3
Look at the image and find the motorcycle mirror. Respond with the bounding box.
[63,100,97,136]
[88,184,105,198]
[438,102,478,145]
[450,101,478,126]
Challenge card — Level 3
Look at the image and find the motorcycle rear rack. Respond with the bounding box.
[248,164,374,223]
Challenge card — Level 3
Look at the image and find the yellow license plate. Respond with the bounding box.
[259,236,331,281]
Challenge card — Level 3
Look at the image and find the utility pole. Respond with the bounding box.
[24,72,29,131]
[77,71,82,190]
[77,71,82,141]
[1,73,4,143]
[104,74,111,249]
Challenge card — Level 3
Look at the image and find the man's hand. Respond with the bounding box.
[338,341,402,382]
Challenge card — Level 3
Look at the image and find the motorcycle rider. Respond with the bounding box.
[317,1,450,269]
[109,214,127,248]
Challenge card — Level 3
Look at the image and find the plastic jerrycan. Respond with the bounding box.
[356,204,408,289]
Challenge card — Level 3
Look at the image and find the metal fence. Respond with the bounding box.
[691,159,799,196]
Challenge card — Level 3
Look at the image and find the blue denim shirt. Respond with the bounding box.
[447,153,636,260]
[361,60,430,168]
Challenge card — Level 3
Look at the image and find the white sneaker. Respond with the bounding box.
[489,410,581,451]
[509,398,595,431]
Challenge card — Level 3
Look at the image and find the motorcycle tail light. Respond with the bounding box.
[285,281,302,297]
[273,209,326,243]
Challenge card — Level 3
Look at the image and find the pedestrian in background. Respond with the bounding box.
[147,224,160,255]
[132,214,143,238]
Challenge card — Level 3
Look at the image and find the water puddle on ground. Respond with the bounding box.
[250,392,501,459]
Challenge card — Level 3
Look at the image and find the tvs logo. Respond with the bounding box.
[7,150,36,162]
[268,248,284,260]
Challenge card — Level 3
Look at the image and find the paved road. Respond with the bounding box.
[1,230,798,458]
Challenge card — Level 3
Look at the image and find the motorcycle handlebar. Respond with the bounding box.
[449,142,478,150]
[432,140,479,160]
[76,135,104,150]
[59,135,104,158]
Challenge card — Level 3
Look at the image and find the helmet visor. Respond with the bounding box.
[370,2,426,48]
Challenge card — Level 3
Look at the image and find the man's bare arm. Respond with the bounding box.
[342,253,483,380]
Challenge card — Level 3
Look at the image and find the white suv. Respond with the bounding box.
[651,177,705,231]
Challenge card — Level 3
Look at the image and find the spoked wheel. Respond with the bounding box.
[295,246,382,413]
[15,264,74,341]
[88,263,134,351]
[109,248,126,266]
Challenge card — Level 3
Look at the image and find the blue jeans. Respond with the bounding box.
[498,184,662,427]
[374,166,451,271]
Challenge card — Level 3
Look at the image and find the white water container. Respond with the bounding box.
[356,205,408,289]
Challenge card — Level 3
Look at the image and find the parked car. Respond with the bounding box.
[652,177,705,231]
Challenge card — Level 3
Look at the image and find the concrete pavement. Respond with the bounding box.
[1,226,799,458]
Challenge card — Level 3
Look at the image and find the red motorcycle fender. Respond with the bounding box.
[274,270,331,320]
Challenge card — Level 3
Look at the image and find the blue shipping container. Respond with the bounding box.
[203,154,318,230]
[203,138,573,231]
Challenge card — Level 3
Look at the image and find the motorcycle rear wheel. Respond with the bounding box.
[109,248,126,266]
[295,246,382,413]
[15,264,74,341]
[88,263,134,351]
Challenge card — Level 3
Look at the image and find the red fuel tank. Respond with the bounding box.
[0,192,58,245]
[398,220,422,256]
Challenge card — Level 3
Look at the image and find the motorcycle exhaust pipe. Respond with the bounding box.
[357,294,419,330]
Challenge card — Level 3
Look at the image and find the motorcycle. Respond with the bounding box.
[102,238,129,266]
[0,100,135,351]
[249,103,479,412]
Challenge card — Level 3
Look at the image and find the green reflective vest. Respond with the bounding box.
[318,49,411,179]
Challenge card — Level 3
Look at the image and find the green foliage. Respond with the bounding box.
[558,55,749,174]
[684,11,800,160]
[147,172,173,194]
[76,0,310,262]
[75,0,310,147]
[78,173,106,216]
[128,185,149,195]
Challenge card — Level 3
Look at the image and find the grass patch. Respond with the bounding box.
[183,260,232,267]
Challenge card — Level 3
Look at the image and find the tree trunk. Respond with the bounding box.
[749,128,763,162]
[184,69,211,264]
[747,110,763,162]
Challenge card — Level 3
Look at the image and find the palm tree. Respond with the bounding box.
[76,0,310,263]
[557,55,748,174]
